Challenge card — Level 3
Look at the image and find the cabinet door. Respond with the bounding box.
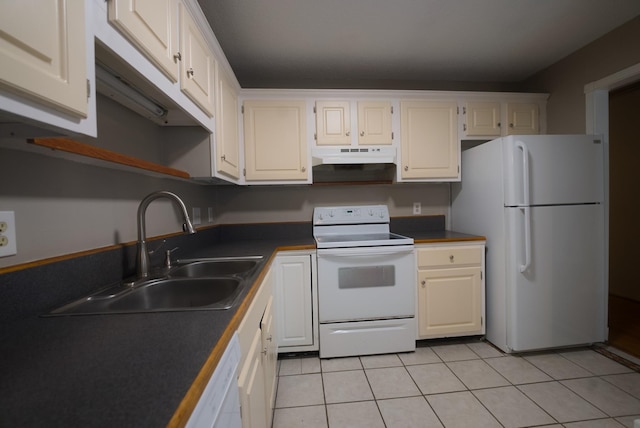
[179,4,215,117]
[357,101,392,145]
[315,101,351,145]
[215,70,240,178]
[238,329,268,428]
[275,255,313,348]
[261,296,277,426]
[417,266,482,338]
[243,100,308,181]
[464,102,501,136]
[108,0,179,82]
[507,103,539,135]
[0,0,87,117]
[400,101,458,180]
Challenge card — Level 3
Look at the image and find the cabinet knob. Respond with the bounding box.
[187,68,194,77]
[301,166,306,172]
[509,123,514,128]
[449,255,455,262]
[360,131,365,137]
[221,154,226,161]
[266,335,273,342]
[497,122,501,127]
[404,166,409,171]
[346,131,350,136]
[262,348,267,356]
[421,280,426,287]
[173,52,182,62]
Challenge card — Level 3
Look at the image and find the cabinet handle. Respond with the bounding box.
[346,131,350,136]
[187,68,194,77]
[360,131,365,137]
[262,348,267,356]
[421,280,426,287]
[509,123,514,128]
[497,122,501,127]
[449,255,454,262]
[266,335,273,342]
[301,166,306,172]
[221,154,226,161]
[173,52,181,62]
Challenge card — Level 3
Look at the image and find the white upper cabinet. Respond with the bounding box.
[108,0,180,82]
[215,69,240,179]
[507,102,539,135]
[464,102,501,137]
[400,100,459,181]
[315,101,351,146]
[243,100,309,182]
[0,0,88,117]
[357,101,393,145]
[179,3,215,117]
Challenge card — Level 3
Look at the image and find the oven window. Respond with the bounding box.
[338,266,396,288]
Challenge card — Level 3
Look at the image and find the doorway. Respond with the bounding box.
[607,81,640,357]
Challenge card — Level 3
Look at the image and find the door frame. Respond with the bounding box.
[585,62,640,339]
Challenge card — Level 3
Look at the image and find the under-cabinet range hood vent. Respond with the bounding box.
[311,146,397,167]
[311,147,397,184]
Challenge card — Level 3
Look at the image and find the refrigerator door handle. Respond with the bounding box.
[520,206,531,272]
[515,141,530,206]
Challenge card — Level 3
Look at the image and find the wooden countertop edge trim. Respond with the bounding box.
[167,243,315,427]
[28,137,190,179]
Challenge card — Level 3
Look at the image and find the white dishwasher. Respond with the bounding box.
[186,333,242,428]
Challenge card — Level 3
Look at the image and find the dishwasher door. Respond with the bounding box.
[186,333,242,428]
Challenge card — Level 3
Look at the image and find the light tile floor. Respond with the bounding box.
[272,340,640,428]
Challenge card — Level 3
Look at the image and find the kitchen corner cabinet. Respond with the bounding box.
[237,268,277,428]
[108,0,180,82]
[400,100,459,181]
[506,102,539,135]
[357,101,393,145]
[0,0,88,117]
[243,100,309,182]
[416,243,485,339]
[215,69,241,179]
[275,252,318,352]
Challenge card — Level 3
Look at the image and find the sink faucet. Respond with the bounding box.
[136,191,196,279]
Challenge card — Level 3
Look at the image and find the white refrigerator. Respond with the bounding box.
[452,135,606,353]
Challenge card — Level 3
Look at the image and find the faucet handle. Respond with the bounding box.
[165,247,179,268]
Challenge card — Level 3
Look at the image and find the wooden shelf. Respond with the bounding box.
[28,137,190,179]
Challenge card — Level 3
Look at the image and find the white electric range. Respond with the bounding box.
[313,205,416,358]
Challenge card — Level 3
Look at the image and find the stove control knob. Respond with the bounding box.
[329,210,334,217]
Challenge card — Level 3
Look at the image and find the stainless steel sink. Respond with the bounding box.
[48,256,264,315]
[169,257,262,278]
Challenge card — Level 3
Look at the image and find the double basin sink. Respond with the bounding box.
[49,256,264,315]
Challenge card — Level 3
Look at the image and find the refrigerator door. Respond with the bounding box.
[503,135,604,206]
[505,204,606,352]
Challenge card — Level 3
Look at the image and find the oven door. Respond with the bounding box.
[316,245,415,323]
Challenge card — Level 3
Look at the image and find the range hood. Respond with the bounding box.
[311,146,397,166]
[311,146,397,184]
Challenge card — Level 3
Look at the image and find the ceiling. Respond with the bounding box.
[198,0,640,90]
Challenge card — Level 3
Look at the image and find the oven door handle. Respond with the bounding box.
[317,245,415,258]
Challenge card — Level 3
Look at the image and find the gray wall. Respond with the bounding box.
[522,16,640,133]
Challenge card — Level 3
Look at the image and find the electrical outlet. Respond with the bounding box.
[208,207,214,223]
[413,202,421,215]
[0,211,17,257]
[192,207,201,225]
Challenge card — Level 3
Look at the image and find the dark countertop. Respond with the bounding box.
[0,221,483,427]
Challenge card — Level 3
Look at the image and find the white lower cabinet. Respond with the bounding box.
[416,243,486,339]
[237,268,277,428]
[274,252,318,352]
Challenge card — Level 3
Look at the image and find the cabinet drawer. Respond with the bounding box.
[417,246,482,268]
